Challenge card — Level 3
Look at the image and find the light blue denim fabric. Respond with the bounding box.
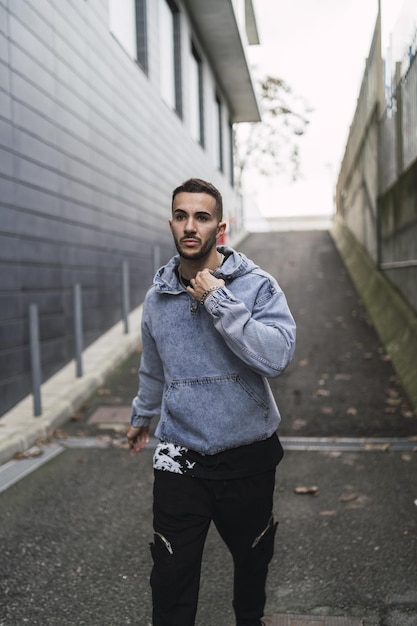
[131,246,296,454]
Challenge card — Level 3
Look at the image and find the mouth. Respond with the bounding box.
[181,238,200,247]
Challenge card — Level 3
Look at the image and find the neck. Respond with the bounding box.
[179,250,223,280]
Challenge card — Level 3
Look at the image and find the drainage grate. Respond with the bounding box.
[263,614,362,626]
[280,436,417,452]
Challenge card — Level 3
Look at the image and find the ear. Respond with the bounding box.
[216,221,227,240]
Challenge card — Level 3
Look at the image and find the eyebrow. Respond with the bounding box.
[173,208,213,217]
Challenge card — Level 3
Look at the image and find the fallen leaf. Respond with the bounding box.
[385,397,402,406]
[299,359,309,367]
[98,435,112,443]
[345,494,371,508]
[315,389,331,397]
[321,406,334,415]
[401,453,413,462]
[346,407,358,416]
[97,388,111,396]
[53,430,69,440]
[363,442,390,451]
[294,485,319,496]
[14,447,44,460]
[319,510,337,516]
[112,439,130,449]
[339,492,360,502]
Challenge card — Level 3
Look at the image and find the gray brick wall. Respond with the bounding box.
[0,0,238,415]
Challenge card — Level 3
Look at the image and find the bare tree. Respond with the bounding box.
[234,75,312,192]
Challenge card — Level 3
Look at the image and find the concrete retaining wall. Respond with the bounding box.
[331,216,417,410]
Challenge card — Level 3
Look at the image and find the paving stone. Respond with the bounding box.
[86,405,130,425]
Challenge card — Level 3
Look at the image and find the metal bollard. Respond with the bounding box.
[29,304,42,416]
[73,283,83,378]
[121,260,130,334]
[152,244,161,276]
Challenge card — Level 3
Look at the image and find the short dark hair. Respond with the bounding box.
[172,178,223,221]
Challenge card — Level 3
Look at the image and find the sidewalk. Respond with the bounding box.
[1,229,417,625]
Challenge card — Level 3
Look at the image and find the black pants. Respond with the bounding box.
[150,469,277,626]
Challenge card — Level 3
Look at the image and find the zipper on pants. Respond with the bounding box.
[251,514,274,548]
[154,531,174,555]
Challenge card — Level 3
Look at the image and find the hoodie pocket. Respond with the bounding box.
[161,374,268,453]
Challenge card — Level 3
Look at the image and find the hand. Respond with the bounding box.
[188,269,225,302]
[127,425,150,454]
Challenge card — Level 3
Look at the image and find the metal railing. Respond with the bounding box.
[29,259,133,417]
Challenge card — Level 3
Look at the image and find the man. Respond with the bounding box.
[127,178,296,626]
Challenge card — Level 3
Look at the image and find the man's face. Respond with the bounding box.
[170,192,226,261]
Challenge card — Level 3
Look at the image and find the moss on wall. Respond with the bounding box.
[331,217,417,411]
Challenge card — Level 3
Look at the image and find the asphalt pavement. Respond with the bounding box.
[1,230,417,626]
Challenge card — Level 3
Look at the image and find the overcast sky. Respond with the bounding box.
[245,0,405,218]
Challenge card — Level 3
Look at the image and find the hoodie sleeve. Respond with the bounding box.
[203,275,296,378]
[130,312,165,428]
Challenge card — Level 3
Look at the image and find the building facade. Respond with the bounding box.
[0,0,261,416]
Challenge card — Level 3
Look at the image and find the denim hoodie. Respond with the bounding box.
[131,245,296,454]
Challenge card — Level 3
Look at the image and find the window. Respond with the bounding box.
[109,0,137,59]
[190,43,204,146]
[109,1,148,72]
[229,122,235,186]
[159,0,182,116]
[215,93,223,171]
[135,0,148,72]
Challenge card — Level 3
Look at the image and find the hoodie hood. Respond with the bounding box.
[153,245,259,294]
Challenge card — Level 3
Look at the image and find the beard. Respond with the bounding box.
[173,231,218,261]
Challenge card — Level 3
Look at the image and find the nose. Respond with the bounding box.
[184,217,196,233]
